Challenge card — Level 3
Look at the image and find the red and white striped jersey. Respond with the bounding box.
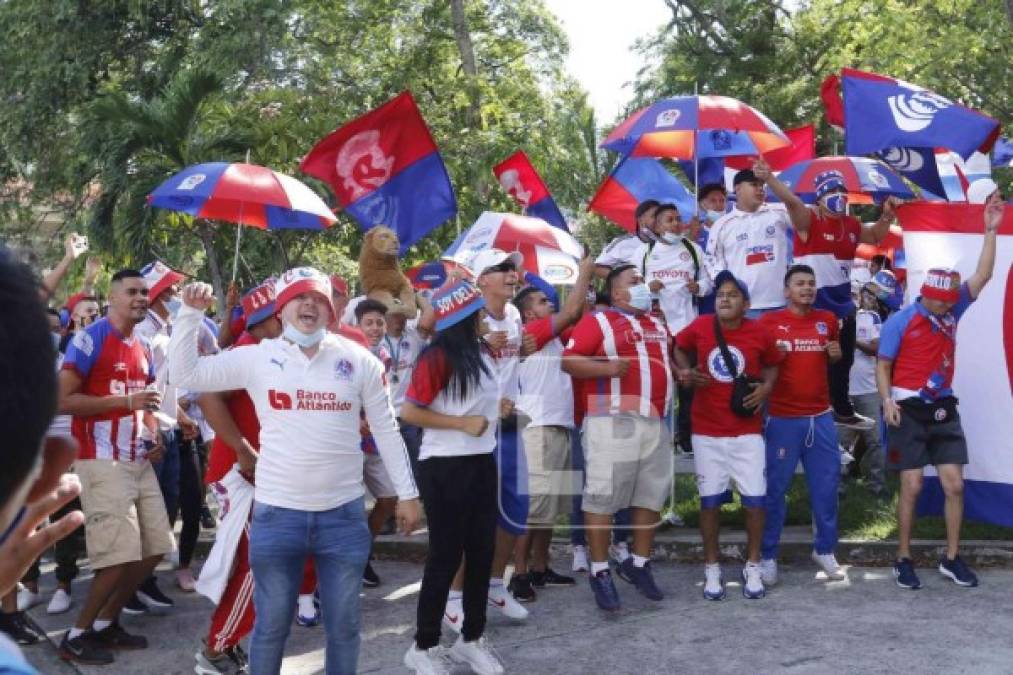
[62,318,155,461]
[563,309,673,419]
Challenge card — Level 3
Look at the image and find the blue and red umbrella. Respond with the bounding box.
[601,95,791,160]
[775,156,914,204]
[148,162,338,230]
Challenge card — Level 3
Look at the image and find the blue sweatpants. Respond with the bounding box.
[761,411,840,560]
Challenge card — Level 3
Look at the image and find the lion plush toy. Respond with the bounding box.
[358,225,418,318]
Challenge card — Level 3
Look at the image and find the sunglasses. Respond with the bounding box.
[484,261,516,274]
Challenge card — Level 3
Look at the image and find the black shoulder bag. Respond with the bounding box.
[713,315,763,418]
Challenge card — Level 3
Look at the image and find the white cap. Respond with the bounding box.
[966,178,999,205]
[461,248,524,277]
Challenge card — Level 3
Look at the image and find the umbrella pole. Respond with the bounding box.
[694,82,699,207]
[231,150,252,285]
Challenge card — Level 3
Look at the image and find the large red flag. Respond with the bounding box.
[725,124,816,171]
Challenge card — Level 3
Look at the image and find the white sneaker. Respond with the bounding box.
[663,510,685,527]
[812,551,847,581]
[442,596,463,634]
[839,446,856,465]
[487,583,528,620]
[47,588,72,615]
[449,635,505,675]
[295,594,319,627]
[571,545,589,573]
[16,585,41,612]
[608,541,630,565]
[759,558,778,586]
[702,563,724,601]
[403,644,451,674]
[742,562,766,599]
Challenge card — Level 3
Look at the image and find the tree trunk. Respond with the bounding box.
[450,0,481,130]
[197,220,227,319]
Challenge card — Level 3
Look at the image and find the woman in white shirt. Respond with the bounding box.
[400,280,505,675]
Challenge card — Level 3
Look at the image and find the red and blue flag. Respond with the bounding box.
[493,151,568,231]
[588,157,695,232]
[300,91,457,252]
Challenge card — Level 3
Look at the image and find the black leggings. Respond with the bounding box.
[829,312,857,417]
[175,437,204,568]
[415,453,497,649]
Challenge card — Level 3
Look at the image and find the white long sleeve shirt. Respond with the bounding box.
[168,305,418,511]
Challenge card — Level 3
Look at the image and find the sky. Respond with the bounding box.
[543,0,673,123]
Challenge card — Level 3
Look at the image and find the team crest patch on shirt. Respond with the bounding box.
[334,358,354,380]
[706,345,745,383]
[679,251,691,262]
[934,407,948,422]
[765,225,776,237]
[777,447,787,460]
[815,321,829,335]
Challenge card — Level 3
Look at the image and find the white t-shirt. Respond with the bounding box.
[517,317,574,428]
[645,238,713,336]
[850,309,881,396]
[168,305,418,511]
[483,303,523,403]
[372,328,427,416]
[595,234,650,274]
[408,350,499,460]
[705,204,791,310]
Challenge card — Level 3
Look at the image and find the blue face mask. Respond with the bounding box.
[163,296,182,318]
[660,232,681,245]
[51,332,61,350]
[823,193,848,215]
[283,323,326,348]
[627,283,653,312]
[705,209,724,223]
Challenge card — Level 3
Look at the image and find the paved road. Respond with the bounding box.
[22,558,1013,674]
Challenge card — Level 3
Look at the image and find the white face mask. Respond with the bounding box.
[283,323,326,348]
[705,209,724,223]
[627,283,653,312]
[661,232,681,245]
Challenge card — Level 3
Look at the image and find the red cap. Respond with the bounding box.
[276,267,335,318]
[921,268,961,303]
[141,261,185,300]
[241,281,277,327]
[330,274,349,297]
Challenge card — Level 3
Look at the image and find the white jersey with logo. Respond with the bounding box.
[517,322,573,428]
[372,328,427,416]
[483,302,523,403]
[595,234,651,274]
[168,305,418,511]
[850,309,882,396]
[645,238,713,336]
[705,204,791,310]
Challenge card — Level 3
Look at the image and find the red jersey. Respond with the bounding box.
[759,308,839,417]
[562,309,673,419]
[335,324,369,348]
[205,332,262,484]
[62,318,155,461]
[792,211,862,318]
[675,315,780,436]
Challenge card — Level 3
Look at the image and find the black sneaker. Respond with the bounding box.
[138,577,174,608]
[893,558,922,590]
[507,573,536,602]
[122,594,148,615]
[619,558,664,601]
[201,506,217,530]
[59,630,115,665]
[530,567,576,587]
[362,561,381,588]
[91,621,148,650]
[939,555,979,587]
[0,611,41,645]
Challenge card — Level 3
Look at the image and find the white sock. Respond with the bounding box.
[705,562,721,571]
[614,544,631,561]
[93,619,112,632]
[489,577,504,589]
[632,555,648,568]
[448,590,463,601]
[591,561,609,575]
[69,627,86,639]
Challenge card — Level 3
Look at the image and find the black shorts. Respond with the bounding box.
[886,397,968,471]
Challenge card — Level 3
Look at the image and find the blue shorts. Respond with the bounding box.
[494,417,529,535]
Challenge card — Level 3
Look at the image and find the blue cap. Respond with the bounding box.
[713,270,750,302]
[432,280,486,331]
[814,170,847,200]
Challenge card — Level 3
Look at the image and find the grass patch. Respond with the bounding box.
[665,475,1013,541]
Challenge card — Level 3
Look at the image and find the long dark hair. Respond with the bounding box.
[418,311,490,402]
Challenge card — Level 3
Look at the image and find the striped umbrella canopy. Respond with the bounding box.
[776,156,914,205]
[601,95,790,160]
